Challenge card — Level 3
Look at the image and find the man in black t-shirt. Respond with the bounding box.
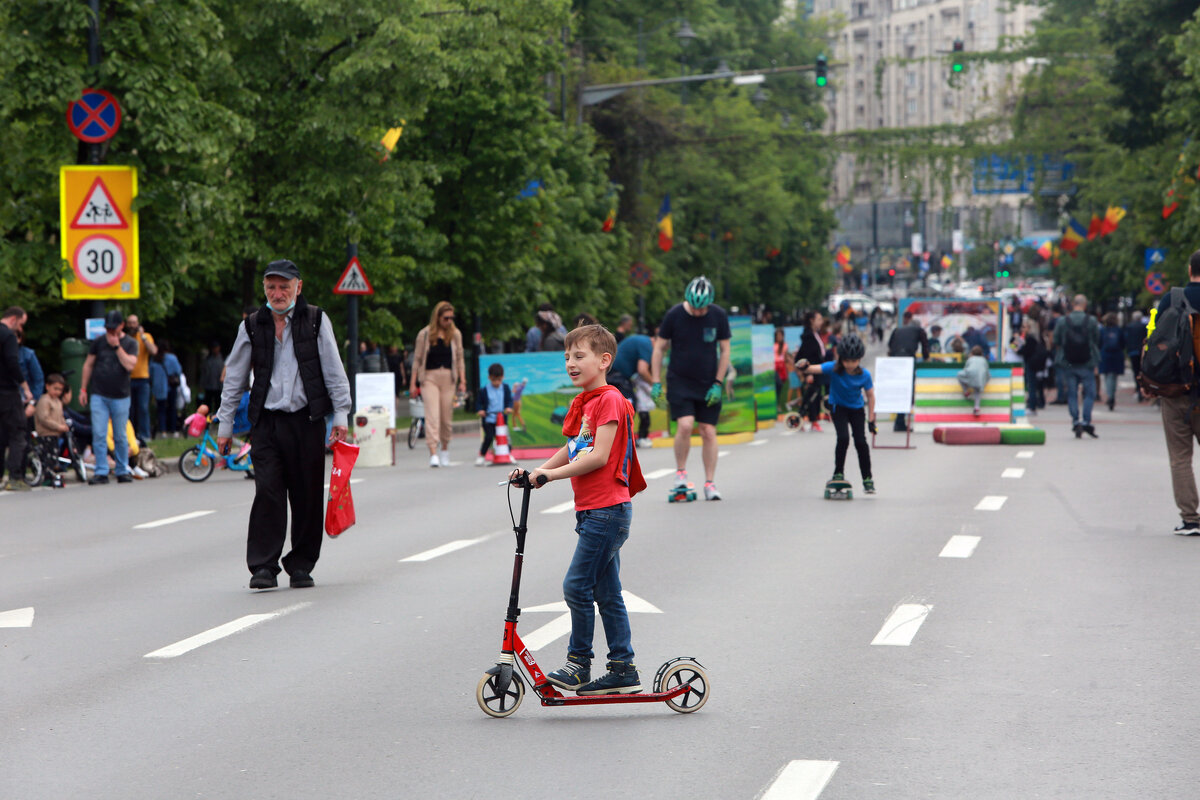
[650,276,732,500]
[0,306,34,491]
[79,310,139,484]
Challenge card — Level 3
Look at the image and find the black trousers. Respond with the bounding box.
[831,404,871,479]
[0,390,26,480]
[479,421,496,456]
[247,409,326,576]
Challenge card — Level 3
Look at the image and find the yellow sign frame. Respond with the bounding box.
[59,165,139,300]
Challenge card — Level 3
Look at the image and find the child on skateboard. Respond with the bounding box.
[795,332,877,494]
[516,324,648,695]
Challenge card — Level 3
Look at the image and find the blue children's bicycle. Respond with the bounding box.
[179,426,253,482]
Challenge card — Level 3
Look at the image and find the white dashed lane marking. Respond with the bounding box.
[759,760,840,799]
[144,602,310,658]
[0,607,35,628]
[400,533,500,562]
[644,468,676,480]
[975,495,1008,511]
[1016,450,1034,459]
[871,603,933,646]
[541,500,576,515]
[1001,468,1025,479]
[133,510,216,530]
[939,535,981,558]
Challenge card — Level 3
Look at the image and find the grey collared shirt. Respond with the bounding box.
[216,307,351,438]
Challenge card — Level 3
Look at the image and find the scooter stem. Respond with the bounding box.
[506,482,533,623]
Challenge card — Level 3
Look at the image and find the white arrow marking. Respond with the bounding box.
[0,607,35,628]
[144,602,309,658]
[760,760,840,800]
[871,603,932,646]
[521,591,662,651]
[133,510,215,530]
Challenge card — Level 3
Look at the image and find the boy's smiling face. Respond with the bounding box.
[565,343,612,390]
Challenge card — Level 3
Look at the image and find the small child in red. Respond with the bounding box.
[518,324,647,696]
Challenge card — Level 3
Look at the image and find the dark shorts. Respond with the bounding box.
[668,394,721,426]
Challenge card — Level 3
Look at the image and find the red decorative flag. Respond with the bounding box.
[1164,201,1179,219]
[1086,214,1102,240]
[325,441,360,538]
[1099,206,1126,236]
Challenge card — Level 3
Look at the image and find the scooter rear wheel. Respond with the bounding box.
[654,659,709,714]
[476,670,524,718]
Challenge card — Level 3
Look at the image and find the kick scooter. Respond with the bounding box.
[476,471,710,718]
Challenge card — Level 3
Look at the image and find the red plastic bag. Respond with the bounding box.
[325,441,360,538]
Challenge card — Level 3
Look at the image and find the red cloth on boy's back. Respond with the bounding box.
[561,385,647,511]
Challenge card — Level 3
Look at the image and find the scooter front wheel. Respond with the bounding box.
[654,659,709,714]
[476,670,524,718]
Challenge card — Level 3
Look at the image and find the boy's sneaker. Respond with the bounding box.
[577,660,642,696]
[673,469,688,488]
[809,421,822,432]
[1173,521,1200,536]
[704,481,722,501]
[831,473,845,482]
[475,455,487,466]
[546,655,590,689]
[863,478,876,494]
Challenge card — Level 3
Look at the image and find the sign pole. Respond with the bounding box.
[86,0,103,318]
[346,240,359,426]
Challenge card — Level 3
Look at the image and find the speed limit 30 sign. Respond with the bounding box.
[59,165,139,299]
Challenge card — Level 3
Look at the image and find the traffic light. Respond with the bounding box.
[951,39,964,73]
[815,54,827,88]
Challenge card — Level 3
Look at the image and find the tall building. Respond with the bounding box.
[813,0,1053,283]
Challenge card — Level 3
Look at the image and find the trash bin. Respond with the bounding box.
[353,406,393,467]
[61,338,90,413]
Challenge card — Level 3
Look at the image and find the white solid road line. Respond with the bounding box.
[0,607,35,628]
[400,534,498,562]
[939,535,981,559]
[144,602,310,658]
[541,500,576,514]
[760,760,840,800]
[133,510,216,530]
[1001,468,1025,479]
[1016,450,1035,458]
[975,495,1008,511]
[644,468,676,480]
[871,603,933,646]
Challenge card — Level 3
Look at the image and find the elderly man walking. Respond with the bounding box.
[217,260,351,590]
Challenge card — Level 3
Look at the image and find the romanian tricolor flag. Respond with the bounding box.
[1059,217,1087,252]
[1086,214,1102,240]
[1036,239,1053,260]
[1099,205,1126,236]
[940,254,953,270]
[657,194,673,251]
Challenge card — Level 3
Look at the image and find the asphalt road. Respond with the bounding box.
[2,372,1196,799]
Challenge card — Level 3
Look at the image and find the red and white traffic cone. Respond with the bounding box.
[490,412,516,465]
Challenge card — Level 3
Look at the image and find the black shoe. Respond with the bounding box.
[289,570,315,588]
[249,568,277,590]
[1107,398,1115,411]
[88,474,109,485]
[1083,424,1098,438]
[116,473,133,483]
[577,660,642,696]
[1174,521,1200,536]
[1073,424,1083,439]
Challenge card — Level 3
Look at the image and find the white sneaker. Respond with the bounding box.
[636,437,652,448]
[429,454,440,468]
[704,482,722,501]
[439,451,450,467]
[673,470,688,489]
[475,456,487,466]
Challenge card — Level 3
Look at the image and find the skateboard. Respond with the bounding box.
[668,482,697,503]
[824,478,853,500]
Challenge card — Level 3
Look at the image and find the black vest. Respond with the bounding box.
[246,295,332,425]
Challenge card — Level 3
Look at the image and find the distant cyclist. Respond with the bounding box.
[650,276,731,500]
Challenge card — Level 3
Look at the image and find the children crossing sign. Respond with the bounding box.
[333,256,374,295]
[59,166,139,300]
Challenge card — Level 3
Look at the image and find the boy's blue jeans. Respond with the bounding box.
[564,502,633,663]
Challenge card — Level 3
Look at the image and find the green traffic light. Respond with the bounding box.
[952,62,963,73]
[816,76,827,87]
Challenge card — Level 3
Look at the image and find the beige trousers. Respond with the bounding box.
[1161,394,1200,524]
[422,367,455,453]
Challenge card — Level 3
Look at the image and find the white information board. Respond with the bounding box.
[873,357,915,414]
[355,372,396,422]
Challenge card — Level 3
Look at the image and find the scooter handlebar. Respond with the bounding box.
[496,470,548,488]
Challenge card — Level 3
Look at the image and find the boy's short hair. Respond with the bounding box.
[564,324,617,369]
[487,362,504,378]
[930,325,942,334]
[970,345,983,356]
[45,372,66,387]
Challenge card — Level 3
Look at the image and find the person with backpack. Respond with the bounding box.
[1052,294,1100,438]
[1143,251,1200,534]
[1098,313,1126,411]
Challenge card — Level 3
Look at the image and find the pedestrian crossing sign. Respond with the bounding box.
[333,255,373,295]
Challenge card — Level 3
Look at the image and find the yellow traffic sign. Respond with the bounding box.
[60,165,139,300]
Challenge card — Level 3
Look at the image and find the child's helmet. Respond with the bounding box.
[839,333,866,360]
[684,276,715,309]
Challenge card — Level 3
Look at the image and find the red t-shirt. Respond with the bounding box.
[567,389,632,511]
